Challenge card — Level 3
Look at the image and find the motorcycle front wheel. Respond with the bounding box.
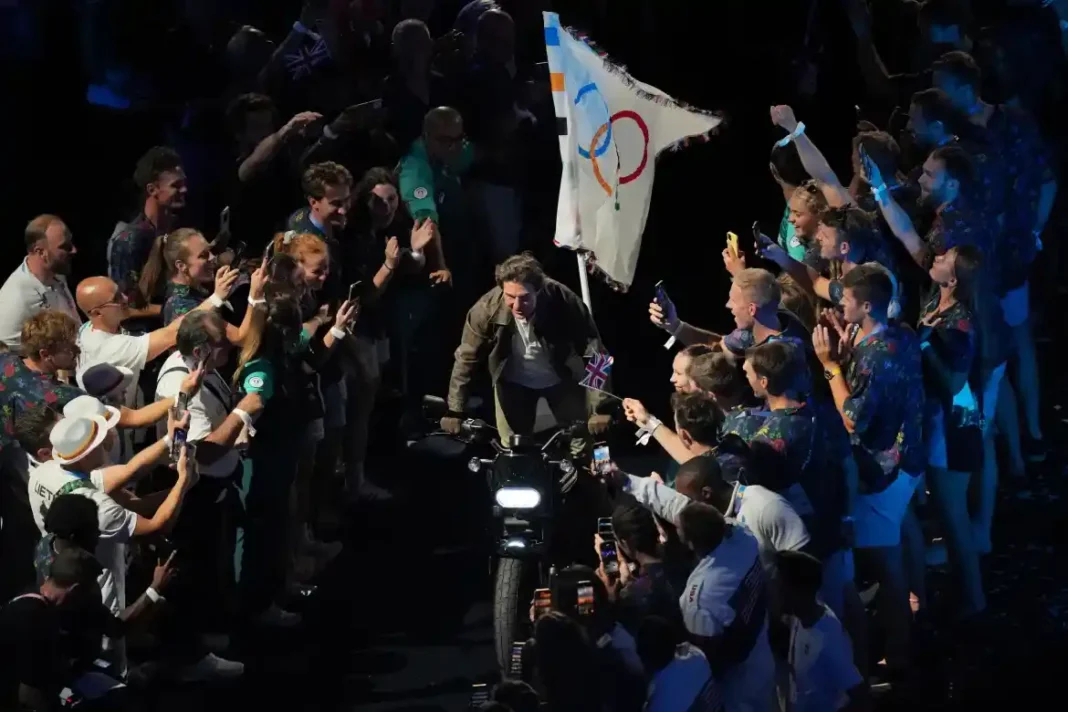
[493,556,537,673]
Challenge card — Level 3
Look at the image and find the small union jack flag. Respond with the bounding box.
[284,37,330,81]
[579,351,613,390]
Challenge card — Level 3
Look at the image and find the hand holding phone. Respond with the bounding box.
[592,445,612,476]
[533,588,552,620]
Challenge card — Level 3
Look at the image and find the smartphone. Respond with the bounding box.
[508,641,525,678]
[576,580,596,617]
[220,206,231,231]
[654,279,670,306]
[469,683,491,708]
[230,240,247,266]
[599,540,620,580]
[597,517,615,541]
[533,588,552,619]
[592,445,611,476]
[347,281,362,302]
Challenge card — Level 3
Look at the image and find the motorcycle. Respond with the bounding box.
[421,396,603,674]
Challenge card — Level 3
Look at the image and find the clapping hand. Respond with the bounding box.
[384,237,401,270]
[410,218,436,253]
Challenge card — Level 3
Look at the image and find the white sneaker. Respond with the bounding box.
[176,653,244,682]
[256,604,302,629]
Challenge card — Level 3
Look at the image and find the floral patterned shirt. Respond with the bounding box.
[917,289,982,433]
[108,213,162,301]
[925,200,994,271]
[0,353,84,454]
[722,312,810,358]
[162,282,208,327]
[985,105,1055,292]
[842,323,925,492]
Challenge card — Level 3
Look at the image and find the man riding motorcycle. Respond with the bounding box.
[441,253,612,447]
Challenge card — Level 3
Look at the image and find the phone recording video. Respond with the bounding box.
[599,540,620,580]
[592,445,611,476]
[533,588,552,619]
[469,683,491,708]
[576,581,596,617]
[348,281,362,302]
[509,641,525,678]
[597,517,615,541]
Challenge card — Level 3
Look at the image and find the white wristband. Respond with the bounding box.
[145,587,165,604]
[775,122,806,147]
[329,326,347,339]
[209,294,225,309]
[322,125,338,140]
[233,408,257,438]
[247,297,266,307]
[163,434,173,450]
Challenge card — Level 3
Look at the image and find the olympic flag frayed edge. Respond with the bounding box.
[544,12,725,292]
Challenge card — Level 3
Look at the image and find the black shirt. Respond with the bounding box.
[0,594,66,707]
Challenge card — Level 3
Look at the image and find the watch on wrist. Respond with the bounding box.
[824,367,842,381]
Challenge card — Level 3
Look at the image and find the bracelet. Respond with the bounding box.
[775,121,806,148]
[646,415,663,434]
[233,408,257,438]
[163,433,173,450]
[247,296,266,307]
[329,326,347,339]
[871,184,889,203]
[383,262,395,272]
[145,587,165,604]
[209,294,225,309]
[322,125,338,140]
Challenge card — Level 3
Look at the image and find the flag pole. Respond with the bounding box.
[576,252,593,314]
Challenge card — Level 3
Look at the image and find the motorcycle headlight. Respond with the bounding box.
[495,487,542,510]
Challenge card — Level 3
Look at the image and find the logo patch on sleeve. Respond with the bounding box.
[248,376,264,389]
[413,187,429,200]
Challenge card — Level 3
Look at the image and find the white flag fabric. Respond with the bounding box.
[544,12,722,290]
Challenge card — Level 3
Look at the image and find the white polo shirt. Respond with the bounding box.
[76,324,149,409]
[0,259,80,348]
[27,459,137,615]
[155,350,240,478]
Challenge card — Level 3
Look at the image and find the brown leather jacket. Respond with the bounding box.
[446,279,611,414]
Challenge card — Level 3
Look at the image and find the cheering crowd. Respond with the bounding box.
[0,0,1065,710]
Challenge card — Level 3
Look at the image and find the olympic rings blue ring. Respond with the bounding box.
[574,82,612,159]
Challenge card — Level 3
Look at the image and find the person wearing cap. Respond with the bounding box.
[0,215,81,350]
[24,407,195,633]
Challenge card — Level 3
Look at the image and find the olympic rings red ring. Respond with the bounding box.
[587,110,650,196]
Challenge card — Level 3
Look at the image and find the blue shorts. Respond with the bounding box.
[1000,281,1029,328]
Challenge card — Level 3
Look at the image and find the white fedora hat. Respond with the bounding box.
[50,415,113,466]
[63,395,121,429]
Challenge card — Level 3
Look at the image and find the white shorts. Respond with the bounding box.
[819,549,855,621]
[1000,280,1029,328]
[854,472,921,549]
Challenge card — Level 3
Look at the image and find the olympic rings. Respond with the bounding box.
[574,83,612,159]
[588,110,650,196]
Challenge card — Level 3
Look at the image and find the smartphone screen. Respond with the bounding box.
[597,517,615,540]
[593,446,611,475]
[533,588,552,618]
[469,684,491,708]
[508,641,525,677]
[576,581,595,617]
[599,540,620,578]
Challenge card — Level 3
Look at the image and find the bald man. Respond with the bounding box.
[397,106,475,287]
[75,276,211,412]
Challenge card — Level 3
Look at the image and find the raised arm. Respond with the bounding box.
[770,105,853,208]
[864,157,928,267]
[238,111,321,183]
